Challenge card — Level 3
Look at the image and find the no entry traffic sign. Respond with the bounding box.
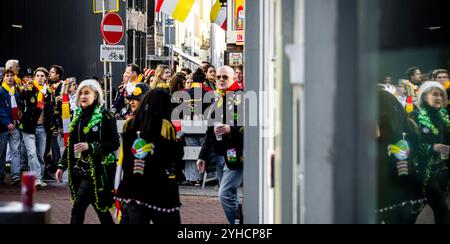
[101,12,124,45]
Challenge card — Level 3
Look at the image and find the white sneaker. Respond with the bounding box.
[35,179,47,188]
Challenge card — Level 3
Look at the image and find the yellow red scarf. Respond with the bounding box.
[2,82,19,122]
[33,80,47,110]
[135,74,144,84]
[14,75,22,86]
[216,89,227,108]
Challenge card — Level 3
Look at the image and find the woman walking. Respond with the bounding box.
[411,81,450,224]
[56,79,120,224]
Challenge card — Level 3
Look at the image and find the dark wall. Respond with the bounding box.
[373,0,450,80]
[0,0,126,86]
[380,0,450,49]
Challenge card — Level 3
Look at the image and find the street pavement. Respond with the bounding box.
[0,179,228,224]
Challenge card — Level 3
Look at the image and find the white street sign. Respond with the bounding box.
[100,44,125,62]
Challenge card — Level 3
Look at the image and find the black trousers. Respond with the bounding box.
[425,167,450,224]
[71,178,114,224]
[126,202,181,224]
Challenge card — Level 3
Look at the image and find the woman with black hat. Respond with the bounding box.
[125,83,150,120]
[116,89,184,224]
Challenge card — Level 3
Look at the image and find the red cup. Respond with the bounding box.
[21,172,36,210]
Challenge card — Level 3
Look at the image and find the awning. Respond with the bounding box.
[169,46,203,66]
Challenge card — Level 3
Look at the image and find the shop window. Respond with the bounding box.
[373,0,450,224]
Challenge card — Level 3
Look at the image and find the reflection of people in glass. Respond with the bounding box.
[411,82,450,224]
[377,89,422,224]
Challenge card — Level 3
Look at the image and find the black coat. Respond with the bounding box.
[19,85,54,134]
[58,107,120,212]
[117,120,184,211]
[198,91,244,170]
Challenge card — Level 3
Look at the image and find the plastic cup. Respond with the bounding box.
[75,151,81,159]
[214,122,223,141]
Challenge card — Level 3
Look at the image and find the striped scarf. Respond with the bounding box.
[33,80,47,110]
[2,82,19,122]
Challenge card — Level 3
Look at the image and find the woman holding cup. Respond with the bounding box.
[411,81,450,224]
[55,79,120,224]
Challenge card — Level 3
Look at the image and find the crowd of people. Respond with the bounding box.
[0,59,245,224]
[378,66,450,224]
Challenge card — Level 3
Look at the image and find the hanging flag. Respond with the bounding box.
[156,0,195,23]
[114,143,125,222]
[62,93,71,147]
[210,0,227,31]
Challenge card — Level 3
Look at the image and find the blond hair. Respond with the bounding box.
[151,64,170,89]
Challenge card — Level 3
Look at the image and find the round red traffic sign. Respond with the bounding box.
[101,13,124,45]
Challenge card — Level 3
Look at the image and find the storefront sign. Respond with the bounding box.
[236,31,245,45]
[229,52,243,66]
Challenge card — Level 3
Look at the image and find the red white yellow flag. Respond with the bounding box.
[156,0,195,23]
[210,0,227,31]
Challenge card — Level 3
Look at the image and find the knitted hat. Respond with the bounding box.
[144,68,155,78]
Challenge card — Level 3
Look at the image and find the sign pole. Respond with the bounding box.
[102,0,109,109]
[109,62,113,108]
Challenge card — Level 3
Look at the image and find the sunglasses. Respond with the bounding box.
[216,75,229,80]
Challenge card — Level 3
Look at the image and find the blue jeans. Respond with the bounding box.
[219,164,243,224]
[184,136,204,181]
[212,154,225,184]
[20,139,28,170]
[0,129,21,180]
[23,126,47,180]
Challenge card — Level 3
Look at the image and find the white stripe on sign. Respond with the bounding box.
[104,25,123,32]
[160,0,178,16]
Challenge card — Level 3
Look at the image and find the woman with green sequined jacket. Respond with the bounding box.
[55,79,120,224]
[410,81,450,224]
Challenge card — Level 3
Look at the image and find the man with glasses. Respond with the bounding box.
[197,66,244,224]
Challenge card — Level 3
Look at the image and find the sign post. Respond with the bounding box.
[101,13,124,45]
[100,7,124,109]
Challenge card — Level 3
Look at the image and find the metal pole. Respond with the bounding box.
[102,0,108,108]
[109,62,113,109]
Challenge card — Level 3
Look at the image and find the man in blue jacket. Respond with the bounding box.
[0,69,22,185]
